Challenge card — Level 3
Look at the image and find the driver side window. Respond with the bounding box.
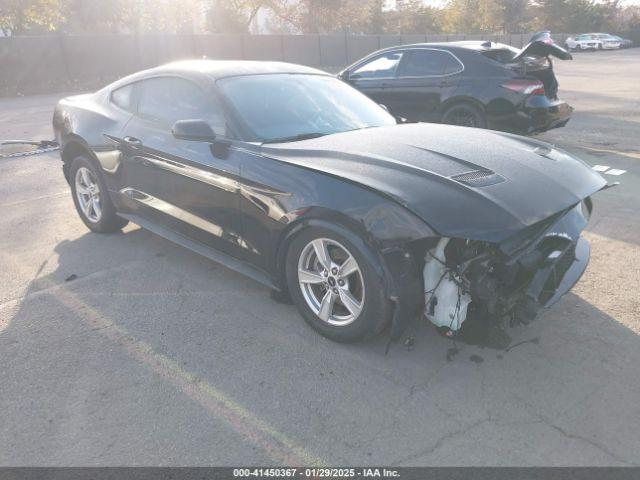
[136,77,226,135]
[351,52,403,79]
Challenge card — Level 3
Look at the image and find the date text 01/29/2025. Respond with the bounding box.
[232,468,400,478]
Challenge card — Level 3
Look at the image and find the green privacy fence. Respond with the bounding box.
[0,31,637,96]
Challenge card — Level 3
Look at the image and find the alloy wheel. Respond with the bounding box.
[447,108,478,127]
[297,238,365,326]
[75,166,102,223]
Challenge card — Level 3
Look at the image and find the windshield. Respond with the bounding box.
[482,46,519,64]
[217,74,396,142]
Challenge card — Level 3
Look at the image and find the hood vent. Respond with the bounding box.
[451,169,506,187]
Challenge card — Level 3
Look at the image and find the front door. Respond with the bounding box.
[345,50,404,108]
[117,76,244,259]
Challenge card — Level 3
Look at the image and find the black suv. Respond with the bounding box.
[339,32,573,134]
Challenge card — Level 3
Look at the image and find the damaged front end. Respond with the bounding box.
[422,200,592,348]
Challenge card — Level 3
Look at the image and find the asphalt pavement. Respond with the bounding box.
[0,48,639,466]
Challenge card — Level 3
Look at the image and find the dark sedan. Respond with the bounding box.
[340,32,573,134]
[53,60,607,348]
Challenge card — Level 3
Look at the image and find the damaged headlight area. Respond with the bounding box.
[422,202,591,348]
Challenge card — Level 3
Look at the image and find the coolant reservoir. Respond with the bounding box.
[423,238,471,331]
[430,275,471,331]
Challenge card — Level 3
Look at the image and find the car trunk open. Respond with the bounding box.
[483,32,572,100]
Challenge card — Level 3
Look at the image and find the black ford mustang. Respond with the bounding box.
[53,60,607,347]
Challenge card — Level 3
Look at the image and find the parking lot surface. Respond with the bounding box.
[1,49,639,466]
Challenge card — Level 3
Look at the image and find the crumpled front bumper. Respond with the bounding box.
[505,199,592,308]
[386,199,596,341]
[528,236,590,307]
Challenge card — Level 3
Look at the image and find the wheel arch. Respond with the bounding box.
[274,201,440,341]
[273,197,437,284]
[439,96,486,119]
[273,207,432,341]
[60,136,97,184]
[273,208,380,291]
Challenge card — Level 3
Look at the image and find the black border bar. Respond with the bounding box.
[0,468,639,480]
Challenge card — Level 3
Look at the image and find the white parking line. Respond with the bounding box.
[604,169,627,176]
[592,165,627,176]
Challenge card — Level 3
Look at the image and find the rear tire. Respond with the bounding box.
[441,103,487,129]
[69,155,128,233]
[285,224,392,343]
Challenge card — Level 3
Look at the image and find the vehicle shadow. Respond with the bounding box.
[2,225,640,465]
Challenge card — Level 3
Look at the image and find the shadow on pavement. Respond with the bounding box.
[1,224,639,465]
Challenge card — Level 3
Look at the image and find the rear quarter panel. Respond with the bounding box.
[442,51,514,117]
[53,91,132,189]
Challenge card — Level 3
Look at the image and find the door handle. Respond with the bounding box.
[133,155,153,167]
[381,82,393,89]
[123,136,142,147]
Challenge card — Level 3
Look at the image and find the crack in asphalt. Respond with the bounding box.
[390,416,492,466]
[510,392,636,466]
[392,355,637,467]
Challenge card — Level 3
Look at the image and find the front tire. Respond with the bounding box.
[69,155,128,233]
[285,224,392,343]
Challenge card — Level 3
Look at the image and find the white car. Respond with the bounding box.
[565,33,621,51]
[592,33,623,49]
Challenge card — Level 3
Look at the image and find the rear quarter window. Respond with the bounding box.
[481,49,518,64]
[443,53,464,74]
[111,84,135,112]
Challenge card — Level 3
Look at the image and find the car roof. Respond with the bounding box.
[446,40,516,51]
[103,59,329,93]
[374,41,513,53]
[342,41,513,72]
[155,59,328,79]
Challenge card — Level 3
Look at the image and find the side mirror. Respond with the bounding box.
[338,70,350,82]
[172,119,217,143]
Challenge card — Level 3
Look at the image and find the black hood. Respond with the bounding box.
[261,123,606,242]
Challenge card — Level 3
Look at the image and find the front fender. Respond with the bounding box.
[274,199,436,283]
[275,211,434,342]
